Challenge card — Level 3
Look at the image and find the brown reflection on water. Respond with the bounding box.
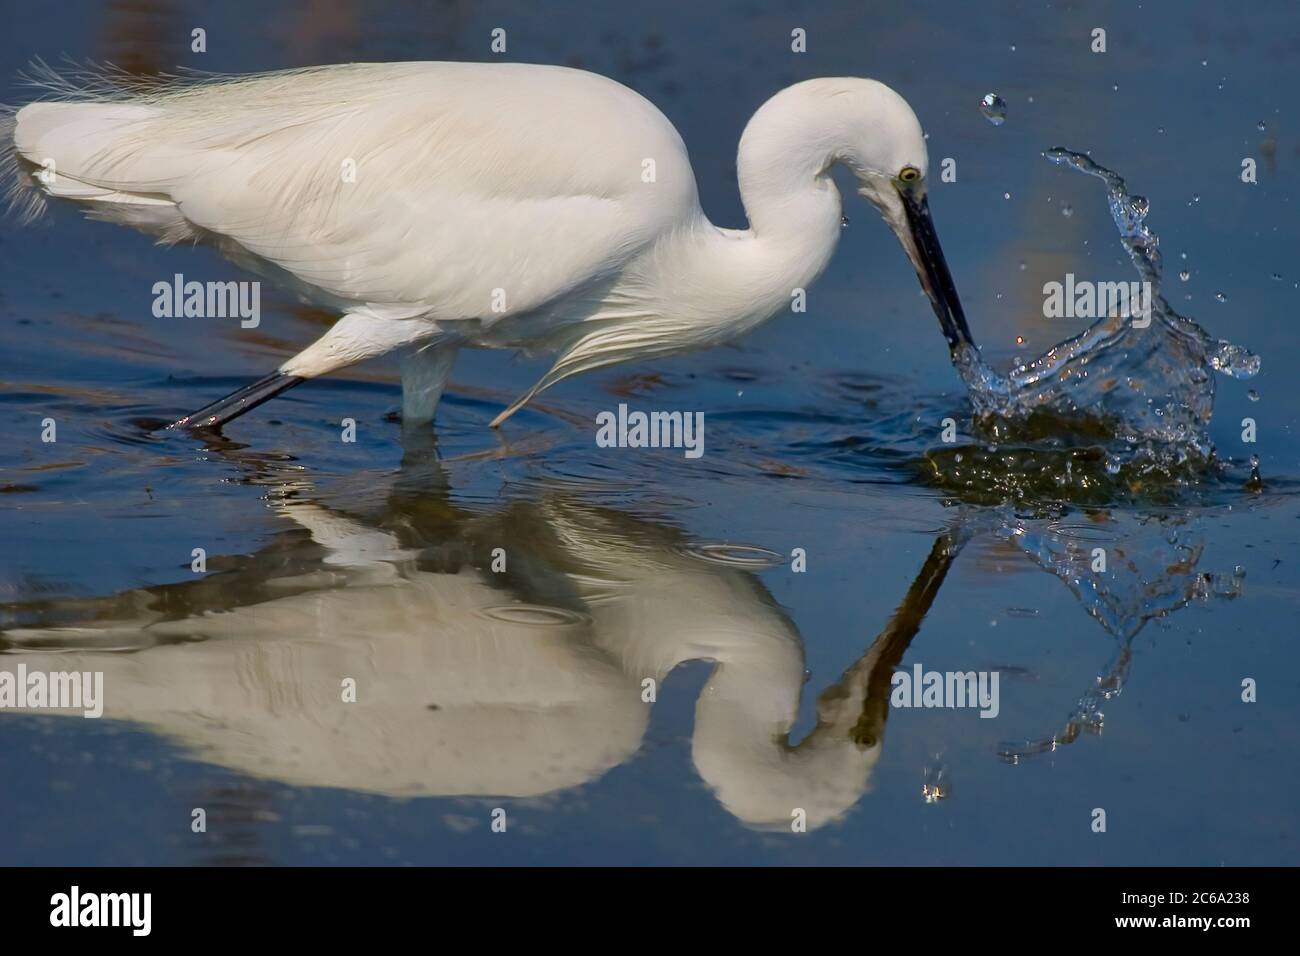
[99,0,180,76]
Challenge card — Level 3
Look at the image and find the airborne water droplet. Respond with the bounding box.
[1209,341,1261,379]
[1215,291,1227,302]
[1248,389,1259,402]
[1257,120,1267,132]
[980,93,1007,125]
[1179,270,1190,281]
[922,764,950,803]
[1061,204,1074,217]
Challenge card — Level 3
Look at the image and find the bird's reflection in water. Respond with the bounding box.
[0,439,1242,829]
[0,439,959,832]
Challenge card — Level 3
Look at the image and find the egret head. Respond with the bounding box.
[835,80,974,353]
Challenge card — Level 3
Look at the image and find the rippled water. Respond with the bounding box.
[1,0,1298,866]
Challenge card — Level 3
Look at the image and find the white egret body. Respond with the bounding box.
[7,62,972,430]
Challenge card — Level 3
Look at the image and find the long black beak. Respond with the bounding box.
[166,370,303,432]
[900,189,975,354]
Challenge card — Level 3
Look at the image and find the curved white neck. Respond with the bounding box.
[635,105,845,349]
[735,90,848,242]
[602,85,876,368]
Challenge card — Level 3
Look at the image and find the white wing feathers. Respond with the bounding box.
[9,62,698,322]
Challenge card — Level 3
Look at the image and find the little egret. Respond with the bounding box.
[6,62,972,431]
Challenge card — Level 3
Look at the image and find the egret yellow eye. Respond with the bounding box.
[899,166,921,183]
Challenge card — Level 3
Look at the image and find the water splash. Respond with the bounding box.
[922,762,951,802]
[979,93,1007,125]
[1002,516,1244,640]
[994,512,1244,762]
[950,149,1259,489]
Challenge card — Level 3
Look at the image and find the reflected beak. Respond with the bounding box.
[899,187,975,353]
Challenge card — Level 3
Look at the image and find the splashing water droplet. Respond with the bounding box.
[1179,270,1190,281]
[1270,272,1282,281]
[1257,120,1267,132]
[1248,389,1260,402]
[1208,341,1260,378]
[980,93,1007,125]
[1215,291,1227,302]
[1004,192,1011,200]
[922,764,951,803]
[840,215,849,228]
[946,147,1261,485]
[1061,203,1074,217]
